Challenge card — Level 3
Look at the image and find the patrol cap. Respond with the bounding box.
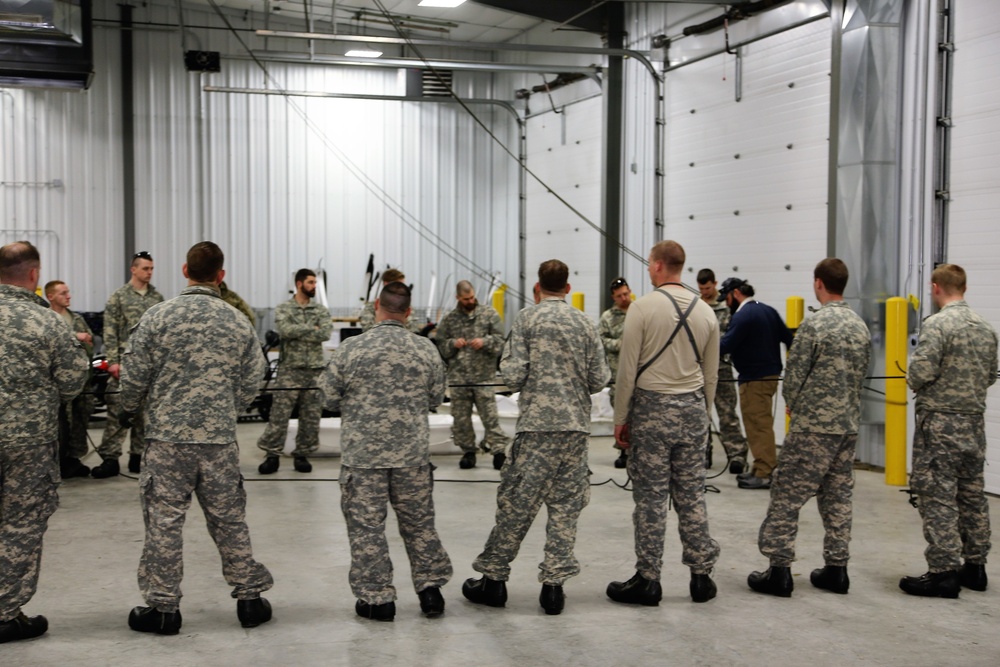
[718,277,747,299]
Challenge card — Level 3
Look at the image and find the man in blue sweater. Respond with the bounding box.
[719,278,793,489]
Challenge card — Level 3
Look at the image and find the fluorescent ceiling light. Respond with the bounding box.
[418,0,466,7]
[345,49,383,58]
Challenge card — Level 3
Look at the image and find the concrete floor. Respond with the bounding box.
[5,422,999,667]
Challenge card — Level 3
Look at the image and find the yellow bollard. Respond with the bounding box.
[571,292,585,312]
[491,284,507,322]
[785,296,805,331]
[785,296,805,433]
[885,297,908,486]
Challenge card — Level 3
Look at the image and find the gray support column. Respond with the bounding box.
[120,2,135,277]
[827,0,905,466]
[600,3,625,313]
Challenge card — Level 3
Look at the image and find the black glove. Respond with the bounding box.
[119,410,137,429]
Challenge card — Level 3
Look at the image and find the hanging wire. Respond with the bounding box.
[370,0,649,267]
[204,0,527,302]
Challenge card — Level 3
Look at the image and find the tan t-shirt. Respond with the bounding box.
[613,284,720,424]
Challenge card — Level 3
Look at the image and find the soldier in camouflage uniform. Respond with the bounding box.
[120,242,273,634]
[359,268,426,335]
[0,242,89,644]
[256,268,333,475]
[219,280,256,326]
[45,280,97,479]
[900,263,998,599]
[697,269,748,473]
[321,281,451,622]
[92,251,164,478]
[599,277,632,468]
[607,241,721,606]
[436,280,508,470]
[748,259,871,597]
[464,260,610,616]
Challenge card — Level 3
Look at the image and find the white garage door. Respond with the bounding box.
[947,0,1000,494]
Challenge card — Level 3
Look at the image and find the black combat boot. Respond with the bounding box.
[539,584,565,615]
[91,458,120,479]
[128,606,182,635]
[614,451,628,469]
[747,566,793,597]
[355,599,395,622]
[0,612,48,644]
[258,456,279,475]
[462,576,507,607]
[417,587,445,618]
[237,597,272,628]
[810,565,850,594]
[293,456,312,473]
[128,454,142,473]
[459,452,476,469]
[690,572,717,603]
[899,571,960,598]
[959,562,987,592]
[606,572,662,606]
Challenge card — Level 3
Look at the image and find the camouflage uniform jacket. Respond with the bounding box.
[359,300,425,335]
[321,320,446,468]
[103,281,164,365]
[275,297,333,369]
[783,301,871,434]
[598,305,627,378]
[64,309,95,359]
[908,300,998,414]
[120,285,266,444]
[435,302,504,382]
[0,284,89,445]
[709,297,735,367]
[500,297,611,434]
[219,281,256,327]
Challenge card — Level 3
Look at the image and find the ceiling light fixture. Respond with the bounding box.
[418,0,466,7]
[345,49,383,58]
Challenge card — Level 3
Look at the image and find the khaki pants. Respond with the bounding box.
[738,376,779,477]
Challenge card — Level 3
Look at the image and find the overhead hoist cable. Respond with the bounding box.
[204,0,526,302]
[371,0,649,267]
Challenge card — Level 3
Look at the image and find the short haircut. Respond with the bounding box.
[814,258,849,295]
[295,268,316,284]
[131,251,153,267]
[44,279,66,297]
[456,280,474,295]
[650,240,685,272]
[696,268,715,285]
[379,280,411,314]
[932,263,966,295]
[0,241,40,283]
[538,259,569,293]
[609,277,628,293]
[382,268,406,284]
[186,242,225,283]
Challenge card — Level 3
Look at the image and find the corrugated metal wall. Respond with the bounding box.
[947,0,1000,494]
[0,0,520,316]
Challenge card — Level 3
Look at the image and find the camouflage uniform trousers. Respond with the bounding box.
[714,365,747,461]
[97,377,147,459]
[0,441,59,622]
[627,388,720,579]
[58,393,96,461]
[911,410,992,572]
[473,431,590,585]
[758,433,856,567]
[257,366,324,457]
[340,464,452,605]
[738,377,780,477]
[138,441,273,612]
[450,385,510,454]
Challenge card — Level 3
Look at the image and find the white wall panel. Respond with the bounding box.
[946,0,1000,494]
[1,0,520,321]
[525,96,603,321]
[660,18,832,443]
